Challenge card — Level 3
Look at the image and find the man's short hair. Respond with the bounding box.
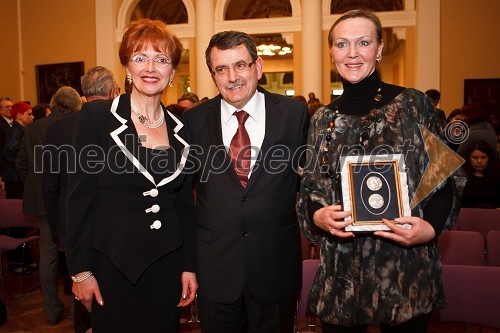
[178,92,199,104]
[425,89,441,104]
[0,96,12,104]
[50,86,82,115]
[81,66,116,98]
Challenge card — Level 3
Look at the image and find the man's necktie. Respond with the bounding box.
[230,110,251,187]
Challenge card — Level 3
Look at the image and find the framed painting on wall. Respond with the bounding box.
[36,61,84,104]
[464,78,500,120]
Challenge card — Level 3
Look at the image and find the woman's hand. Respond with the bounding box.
[177,272,198,307]
[373,217,436,246]
[72,275,104,313]
[313,205,355,238]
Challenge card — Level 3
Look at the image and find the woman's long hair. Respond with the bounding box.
[461,139,496,178]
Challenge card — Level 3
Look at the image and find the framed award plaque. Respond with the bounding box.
[339,154,411,231]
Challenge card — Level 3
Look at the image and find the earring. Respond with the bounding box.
[331,58,335,63]
[376,54,382,63]
[168,77,173,87]
[126,73,132,85]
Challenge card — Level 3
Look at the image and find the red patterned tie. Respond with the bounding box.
[230,110,251,187]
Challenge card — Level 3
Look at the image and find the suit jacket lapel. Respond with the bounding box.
[205,97,244,189]
[245,88,283,191]
[109,94,189,188]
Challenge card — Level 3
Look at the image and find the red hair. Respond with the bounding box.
[119,19,183,68]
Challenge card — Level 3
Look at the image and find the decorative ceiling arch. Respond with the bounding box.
[214,0,301,22]
[116,0,195,41]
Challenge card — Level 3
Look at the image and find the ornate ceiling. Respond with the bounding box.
[131,0,406,24]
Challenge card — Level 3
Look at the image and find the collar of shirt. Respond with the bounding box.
[221,90,263,125]
[1,115,12,126]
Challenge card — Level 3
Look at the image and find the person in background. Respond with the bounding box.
[298,9,463,333]
[292,94,307,104]
[166,103,187,119]
[445,108,465,151]
[2,102,35,275]
[307,100,324,118]
[183,30,309,332]
[425,89,447,128]
[0,96,14,191]
[2,102,34,198]
[16,86,83,326]
[460,140,500,208]
[80,66,120,102]
[32,103,51,121]
[177,92,199,110]
[308,91,320,105]
[446,108,463,123]
[43,65,118,333]
[66,19,197,332]
[457,103,498,156]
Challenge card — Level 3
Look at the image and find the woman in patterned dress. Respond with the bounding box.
[298,9,464,333]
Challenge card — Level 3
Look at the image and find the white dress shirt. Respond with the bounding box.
[221,91,266,178]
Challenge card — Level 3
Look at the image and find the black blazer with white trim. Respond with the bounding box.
[65,94,196,283]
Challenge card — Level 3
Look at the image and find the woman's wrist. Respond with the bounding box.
[71,271,93,283]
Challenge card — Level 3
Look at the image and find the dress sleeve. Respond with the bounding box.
[298,107,334,243]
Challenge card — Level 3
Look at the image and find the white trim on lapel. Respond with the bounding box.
[108,95,190,188]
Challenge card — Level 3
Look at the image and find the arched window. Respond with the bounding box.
[331,0,404,14]
[225,0,292,20]
[130,0,188,24]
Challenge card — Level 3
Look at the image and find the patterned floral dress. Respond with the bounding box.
[298,86,465,326]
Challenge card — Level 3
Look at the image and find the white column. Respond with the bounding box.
[301,0,323,101]
[195,0,217,98]
[95,0,116,71]
[415,0,440,91]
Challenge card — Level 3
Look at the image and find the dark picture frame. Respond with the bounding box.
[340,154,411,232]
[35,62,84,104]
[464,78,500,119]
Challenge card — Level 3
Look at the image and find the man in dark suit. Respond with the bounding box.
[183,31,309,333]
[425,89,447,129]
[16,86,82,326]
[43,66,117,332]
[0,96,14,190]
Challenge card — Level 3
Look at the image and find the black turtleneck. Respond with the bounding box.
[328,71,404,116]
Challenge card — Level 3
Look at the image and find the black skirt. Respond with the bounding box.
[90,247,183,332]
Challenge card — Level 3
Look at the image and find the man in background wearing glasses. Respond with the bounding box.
[183,30,309,333]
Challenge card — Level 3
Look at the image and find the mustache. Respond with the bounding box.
[225,80,245,89]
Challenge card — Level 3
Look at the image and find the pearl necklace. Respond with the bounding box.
[130,99,164,129]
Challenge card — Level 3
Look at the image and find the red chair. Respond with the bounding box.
[455,208,500,240]
[438,264,500,330]
[296,259,319,333]
[438,231,485,265]
[0,199,40,296]
[486,230,500,267]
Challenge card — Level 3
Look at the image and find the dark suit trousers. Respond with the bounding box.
[198,283,296,333]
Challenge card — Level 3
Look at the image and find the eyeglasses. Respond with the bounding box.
[131,54,172,68]
[211,61,255,76]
